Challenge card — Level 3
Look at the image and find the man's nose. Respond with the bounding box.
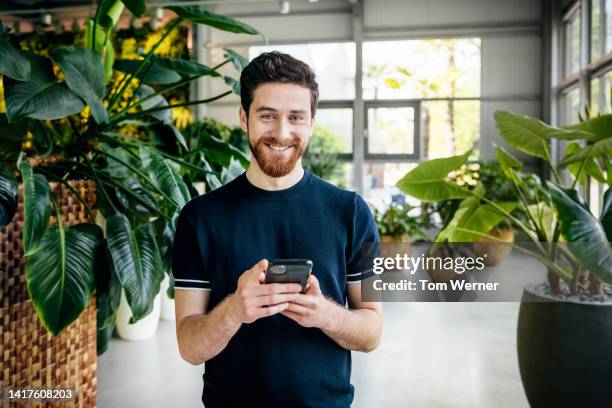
[275,118,292,142]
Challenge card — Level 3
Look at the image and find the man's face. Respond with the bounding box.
[240,82,315,178]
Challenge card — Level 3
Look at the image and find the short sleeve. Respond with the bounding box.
[171,202,211,291]
[346,194,380,283]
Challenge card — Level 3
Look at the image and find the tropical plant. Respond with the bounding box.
[397,110,612,296]
[0,1,260,354]
[181,118,250,191]
[374,202,430,242]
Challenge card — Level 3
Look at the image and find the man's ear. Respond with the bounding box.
[239,106,248,133]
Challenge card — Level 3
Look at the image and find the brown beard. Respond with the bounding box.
[248,134,306,177]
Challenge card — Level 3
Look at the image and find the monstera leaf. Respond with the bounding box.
[3,52,84,122]
[26,223,103,335]
[396,150,472,202]
[548,182,612,284]
[20,161,51,256]
[106,213,164,322]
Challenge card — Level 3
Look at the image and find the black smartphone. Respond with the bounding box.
[265,259,313,293]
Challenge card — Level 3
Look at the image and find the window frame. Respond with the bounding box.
[364,100,421,161]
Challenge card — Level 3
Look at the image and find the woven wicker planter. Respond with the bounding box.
[1,179,97,407]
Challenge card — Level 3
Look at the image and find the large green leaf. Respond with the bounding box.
[436,196,517,242]
[223,48,249,72]
[547,182,612,284]
[564,114,612,142]
[106,214,164,322]
[494,111,555,161]
[601,188,612,240]
[51,47,109,124]
[3,52,84,121]
[494,144,523,179]
[396,150,472,202]
[26,223,103,335]
[195,131,250,168]
[114,59,182,85]
[135,85,171,124]
[165,6,259,35]
[563,142,606,186]
[0,36,31,81]
[96,238,121,355]
[224,75,240,95]
[139,146,190,209]
[220,156,245,184]
[559,137,612,166]
[150,55,220,77]
[0,165,18,227]
[120,0,146,17]
[20,161,51,256]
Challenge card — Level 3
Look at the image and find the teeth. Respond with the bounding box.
[269,145,290,151]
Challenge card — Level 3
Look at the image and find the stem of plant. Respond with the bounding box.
[108,18,183,112]
[83,156,120,215]
[90,147,178,207]
[36,167,96,223]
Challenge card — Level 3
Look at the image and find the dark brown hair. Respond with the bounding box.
[239,51,319,118]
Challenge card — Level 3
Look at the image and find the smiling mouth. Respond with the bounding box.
[265,143,293,152]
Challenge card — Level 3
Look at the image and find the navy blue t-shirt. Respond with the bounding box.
[171,169,379,408]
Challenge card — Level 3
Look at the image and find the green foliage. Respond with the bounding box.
[303,126,346,186]
[398,109,612,295]
[0,3,260,349]
[374,202,430,241]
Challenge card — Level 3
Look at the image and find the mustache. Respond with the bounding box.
[257,135,300,147]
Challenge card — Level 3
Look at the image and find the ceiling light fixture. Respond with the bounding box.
[279,0,290,15]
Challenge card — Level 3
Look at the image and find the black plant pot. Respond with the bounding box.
[517,283,612,408]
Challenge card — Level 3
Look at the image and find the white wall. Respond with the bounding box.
[201,0,544,163]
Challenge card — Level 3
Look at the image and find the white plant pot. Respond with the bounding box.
[160,273,175,321]
[116,289,161,341]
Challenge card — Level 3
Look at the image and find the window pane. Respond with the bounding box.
[249,43,356,100]
[565,13,581,76]
[605,70,612,112]
[362,39,481,100]
[367,107,415,155]
[591,77,601,115]
[314,108,353,153]
[363,163,419,207]
[561,87,581,125]
[421,100,480,159]
[607,0,612,53]
[592,0,602,62]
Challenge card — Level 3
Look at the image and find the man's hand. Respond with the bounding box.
[228,259,303,324]
[281,274,335,330]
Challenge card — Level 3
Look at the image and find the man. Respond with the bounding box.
[172,51,382,408]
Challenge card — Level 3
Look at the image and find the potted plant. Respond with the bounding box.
[374,202,429,244]
[0,1,259,399]
[397,110,612,407]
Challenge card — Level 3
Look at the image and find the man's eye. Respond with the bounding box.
[261,114,273,119]
[291,115,304,121]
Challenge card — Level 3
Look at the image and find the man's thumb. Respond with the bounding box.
[307,274,322,295]
[250,259,269,279]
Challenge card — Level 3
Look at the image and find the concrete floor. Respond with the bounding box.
[98,301,529,408]
[98,252,540,407]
